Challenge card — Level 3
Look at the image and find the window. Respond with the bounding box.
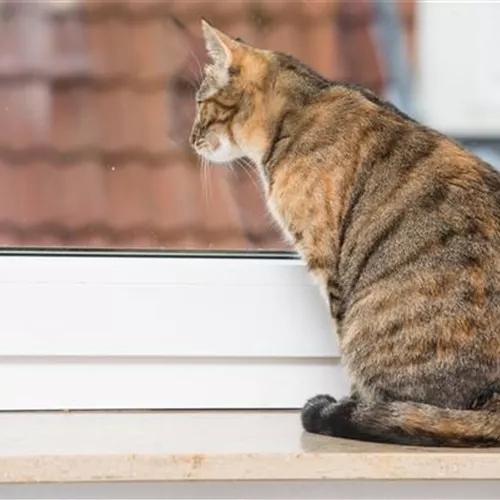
[0,0,397,251]
[1,1,498,410]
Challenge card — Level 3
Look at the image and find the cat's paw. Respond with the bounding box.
[301,394,337,433]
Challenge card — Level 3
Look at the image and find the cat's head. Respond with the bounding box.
[189,20,274,166]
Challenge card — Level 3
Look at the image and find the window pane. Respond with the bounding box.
[0,0,496,251]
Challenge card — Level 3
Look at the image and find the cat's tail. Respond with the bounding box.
[301,394,500,447]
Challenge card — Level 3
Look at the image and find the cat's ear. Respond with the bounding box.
[201,19,240,68]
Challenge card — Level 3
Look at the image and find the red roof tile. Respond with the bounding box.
[0,8,25,75]
[84,17,130,80]
[149,160,201,238]
[51,84,95,152]
[305,14,343,81]
[103,160,151,232]
[56,159,107,229]
[398,0,417,66]
[336,0,385,93]
[0,160,17,230]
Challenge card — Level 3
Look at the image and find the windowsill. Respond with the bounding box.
[1,410,499,483]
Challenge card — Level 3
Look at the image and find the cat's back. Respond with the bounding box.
[271,83,500,274]
[337,101,500,298]
[323,90,500,407]
[270,83,500,310]
[331,87,500,309]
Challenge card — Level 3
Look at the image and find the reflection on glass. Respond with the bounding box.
[1,1,496,251]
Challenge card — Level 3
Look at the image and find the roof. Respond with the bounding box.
[0,0,415,249]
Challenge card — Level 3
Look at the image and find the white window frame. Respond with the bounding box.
[0,250,347,410]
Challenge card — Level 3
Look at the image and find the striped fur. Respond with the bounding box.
[190,20,500,447]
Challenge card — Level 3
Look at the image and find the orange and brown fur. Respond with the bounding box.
[190,20,500,447]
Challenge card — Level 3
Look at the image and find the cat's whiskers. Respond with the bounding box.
[226,161,237,179]
[235,158,262,194]
[204,157,214,207]
[199,157,208,205]
[182,74,200,93]
[234,158,276,227]
[185,45,204,81]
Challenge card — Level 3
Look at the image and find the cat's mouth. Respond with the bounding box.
[193,135,241,165]
[195,147,229,164]
[193,132,220,156]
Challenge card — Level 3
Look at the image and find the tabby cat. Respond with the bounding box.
[190,19,500,447]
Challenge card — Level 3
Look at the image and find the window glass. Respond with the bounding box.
[0,0,497,251]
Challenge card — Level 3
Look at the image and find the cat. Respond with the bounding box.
[190,19,500,447]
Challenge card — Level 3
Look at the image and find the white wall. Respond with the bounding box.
[416,2,500,138]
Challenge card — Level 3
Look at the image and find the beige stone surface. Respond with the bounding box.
[0,410,500,483]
